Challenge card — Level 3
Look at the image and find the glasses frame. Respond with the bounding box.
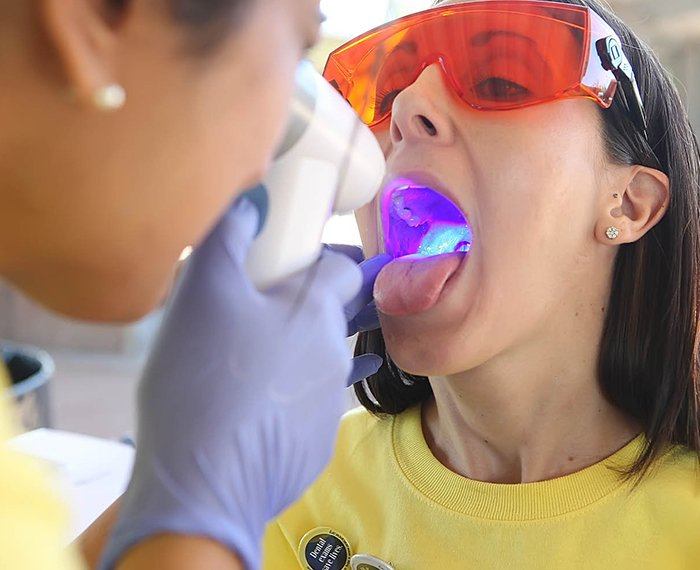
[323,0,648,138]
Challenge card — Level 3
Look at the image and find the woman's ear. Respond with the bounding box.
[39,0,123,108]
[596,165,670,245]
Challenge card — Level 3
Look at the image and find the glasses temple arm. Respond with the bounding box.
[596,36,649,139]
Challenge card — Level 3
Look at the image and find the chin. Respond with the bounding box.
[38,268,172,324]
[87,294,163,323]
[381,315,492,377]
[47,287,164,324]
[383,328,458,377]
[8,251,177,324]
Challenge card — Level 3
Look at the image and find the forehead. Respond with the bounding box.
[439,0,497,5]
[436,0,552,6]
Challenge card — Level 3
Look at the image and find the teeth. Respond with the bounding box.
[397,208,422,227]
[392,193,423,227]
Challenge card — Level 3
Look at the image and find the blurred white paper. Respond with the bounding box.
[9,428,134,541]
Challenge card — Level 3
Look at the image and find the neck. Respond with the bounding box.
[422,290,641,484]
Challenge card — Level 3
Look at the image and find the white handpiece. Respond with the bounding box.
[245,61,386,290]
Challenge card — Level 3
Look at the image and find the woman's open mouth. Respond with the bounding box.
[374,180,473,316]
[382,183,472,258]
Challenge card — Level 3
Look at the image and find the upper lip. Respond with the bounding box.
[379,170,467,216]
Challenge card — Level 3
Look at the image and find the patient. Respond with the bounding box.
[262,0,700,568]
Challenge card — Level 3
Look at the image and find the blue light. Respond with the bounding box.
[418,223,472,257]
[382,183,473,259]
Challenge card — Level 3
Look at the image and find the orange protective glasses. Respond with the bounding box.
[323,0,647,136]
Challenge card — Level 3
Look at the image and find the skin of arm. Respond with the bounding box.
[118,535,244,570]
[76,497,244,570]
[75,499,122,569]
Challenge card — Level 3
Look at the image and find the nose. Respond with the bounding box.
[389,65,456,148]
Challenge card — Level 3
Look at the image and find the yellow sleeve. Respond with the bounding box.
[0,364,84,569]
[262,521,301,569]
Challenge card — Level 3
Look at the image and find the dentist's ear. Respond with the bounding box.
[596,165,670,245]
[40,0,125,110]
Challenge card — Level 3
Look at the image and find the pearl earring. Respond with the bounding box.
[92,84,126,112]
[605,226,620,240]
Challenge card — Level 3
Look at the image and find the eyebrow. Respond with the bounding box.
[470,29,551,75]
[470,30,537,47]
[379,41,419,66]
[392,41,419,55]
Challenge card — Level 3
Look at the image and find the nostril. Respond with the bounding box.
[391,120,403,143]
[419,115,438,136]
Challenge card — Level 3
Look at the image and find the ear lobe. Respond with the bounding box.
[40,0,120,107]
[599,165,669,245]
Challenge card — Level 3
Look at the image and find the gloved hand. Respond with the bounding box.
[331,244,392,384]
[99,199,387,570]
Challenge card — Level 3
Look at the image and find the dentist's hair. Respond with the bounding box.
[355,0,700,480]
[108,0,253,52]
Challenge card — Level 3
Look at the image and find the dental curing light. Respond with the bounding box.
[245,61,386,290]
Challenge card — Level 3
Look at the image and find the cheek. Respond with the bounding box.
[478,160,592,304]
[373,127,393,156]
[355,201,380,256]
[167,14,300,245]
[477,110,599,258]
[357,127,390,256]
[225,36,298,174]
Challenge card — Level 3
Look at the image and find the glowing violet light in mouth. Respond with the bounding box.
[381,180,473,259]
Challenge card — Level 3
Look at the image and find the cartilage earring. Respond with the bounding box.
[92,84,126,112]
[605,226,620,240]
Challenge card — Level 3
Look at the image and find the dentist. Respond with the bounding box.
[0,1,388,569]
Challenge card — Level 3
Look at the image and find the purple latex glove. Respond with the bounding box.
[327,244,391,384]
[100,199,376,570]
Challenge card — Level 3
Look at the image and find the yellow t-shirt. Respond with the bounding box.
[263,406,700,570]
[0,361,84,569]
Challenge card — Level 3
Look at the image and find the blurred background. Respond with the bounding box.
[2,0,699,441]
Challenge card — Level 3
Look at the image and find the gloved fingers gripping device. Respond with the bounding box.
[245,61,386,290]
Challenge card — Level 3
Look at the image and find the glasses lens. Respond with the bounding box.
[450,6,587,110]
[325,2,589,126]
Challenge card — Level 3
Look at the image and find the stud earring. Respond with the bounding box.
[605,226,620,240]
[92,84,126,112]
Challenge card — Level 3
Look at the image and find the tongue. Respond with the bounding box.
[374,252,465,316]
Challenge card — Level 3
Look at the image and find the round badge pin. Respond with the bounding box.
[350,554,395,570]
[298,527,352,570]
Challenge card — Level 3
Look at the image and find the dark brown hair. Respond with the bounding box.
[355,0,700,479]
[108,0,253,51]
